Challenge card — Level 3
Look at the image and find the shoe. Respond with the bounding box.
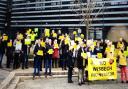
[0,65,3,68]
[68,81,73,83]
[121,81,124,83]
[25,66,28,69]
[40,69,42,71]
[81,82,85,84]
[49,73,52,76]
[33,75,35,80]
[64,68,67,70]
[78,83,82,86]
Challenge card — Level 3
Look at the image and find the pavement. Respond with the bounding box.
[0,69,10,84]
[16,78,128,89]
[0,55,128,89]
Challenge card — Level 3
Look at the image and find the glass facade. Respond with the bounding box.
[10,0,128,38]
[0,0,7,32]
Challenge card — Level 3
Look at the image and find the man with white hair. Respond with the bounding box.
[45,38,53,76]
[33,39,44,79]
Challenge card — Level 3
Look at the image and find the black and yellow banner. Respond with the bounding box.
[88,58,117,80]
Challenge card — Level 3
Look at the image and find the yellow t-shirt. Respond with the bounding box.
[118,51,127,66]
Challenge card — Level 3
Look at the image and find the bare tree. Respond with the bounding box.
[74,0,105,40]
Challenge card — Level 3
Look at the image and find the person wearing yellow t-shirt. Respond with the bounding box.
[33,39,44,79]
[117,38,125,50]
[22,36,31,69]
[118,50,128,83]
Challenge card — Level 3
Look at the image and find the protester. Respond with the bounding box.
[13,38,22,69]
[0,28,128,85]
[118,49,128,83]
[33,39,44,79]
[45,38,53,76]
[6,39,13,68]
[77,42,87,86]
[67,46,74,83]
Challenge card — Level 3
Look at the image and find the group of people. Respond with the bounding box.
[0,28,128,85]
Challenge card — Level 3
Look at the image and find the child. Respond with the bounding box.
[119,49,128,83]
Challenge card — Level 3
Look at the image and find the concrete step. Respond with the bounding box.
[7,77,20,89]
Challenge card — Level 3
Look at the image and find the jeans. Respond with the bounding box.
[68,67,73,82]
[78,68,85,84]
[62,53,68,70]
[0,52,4,66]
[33,56,42,76]
[22,53,28,69]
[45,56,52,75]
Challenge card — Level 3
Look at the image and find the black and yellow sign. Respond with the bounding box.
[88,58,117,80]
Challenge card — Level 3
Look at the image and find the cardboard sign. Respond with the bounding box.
[37,50,43,56]
[34,28,38,32]
[25,39,31,45]
[97,53,102,59]
[7,42,12,47]
[81,52,87,59]
[48,49,54,54]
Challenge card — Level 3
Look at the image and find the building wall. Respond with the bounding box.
[10,0,128,39]
[0,0,7,34]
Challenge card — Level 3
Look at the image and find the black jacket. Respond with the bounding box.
[34,44,45,56]
[77,47,87,69]
[67,50,74,67]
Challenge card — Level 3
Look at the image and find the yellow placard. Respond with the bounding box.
[25,39,31,45]
[73,44,77,49]
[59,35,64,40]
[97,53,102,59]
[16,41,21,45]
[93,41,97,46]
[106,47,110,53]
[53,33,57,38]
[37,50,43,56]
[34,28,38,32]
[64,38,69,45]
[7,42,12,47]
[81,52,87,59]
[80,34,84,39]
[75,37,78,41]
[29,29,32,32]
[3,36,8,41]
[45,28,50,37]
[124,51,128,57]
[73,31,77,35]
[17,33,23,40]
[88,58,117,81]
[41,42,46,47]
[54,44,59,48]
[48,49,54,54]
[30,34,36,41]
